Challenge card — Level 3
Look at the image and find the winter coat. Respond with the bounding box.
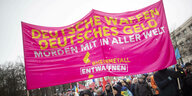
[183,72,192,96]
[130,84,136,96]
[154,69,179,96]
[134,81,152,96]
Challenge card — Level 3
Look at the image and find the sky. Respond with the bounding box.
[0,0,192,64]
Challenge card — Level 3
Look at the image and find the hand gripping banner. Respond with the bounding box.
[22,0,176,90]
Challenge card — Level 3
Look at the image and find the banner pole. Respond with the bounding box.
[174,65,181,90]
[27,90,29,96]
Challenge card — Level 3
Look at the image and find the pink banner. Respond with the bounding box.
[22,0,176,90]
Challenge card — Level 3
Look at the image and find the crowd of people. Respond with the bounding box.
[66,61,192,96]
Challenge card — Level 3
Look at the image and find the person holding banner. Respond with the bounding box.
[154,68,182,96]
[183,62,192,96]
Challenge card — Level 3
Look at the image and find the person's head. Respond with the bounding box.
[126,79,131,84]
[137,75,145,83]
[80,89,92,96]
[138,78,144,83]
[117,81,122,87]
[185,62,192,72]
[96,88,103,96]
[72,91,75,95]
[176,64,182,69]
[94,87,97,92]
[89,88,93,92]
[190,60,192,64]
[84,94,89,96]
[120,80,126,86]
[113,89,118,95]
[72,90,75,94]
[146,75,151,82]
[67,89,71,92]
[143,74,148,79]
[105,84,110,90]
[113,84,122,95]
[132,78,138,84]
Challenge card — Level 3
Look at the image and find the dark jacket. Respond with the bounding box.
[154,69,179,96]
[134,81,152,96]
[183,72,192,96]
[113,84,123,96]
[130,84,136,96]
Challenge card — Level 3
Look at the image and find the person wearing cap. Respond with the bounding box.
[183,62,192,96]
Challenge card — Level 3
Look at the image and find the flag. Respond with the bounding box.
[74,86,76,91]
[175,48,181,60]
[70,83,72,89]
[92,79,95,83]
[99,80,102,86]
[89,82,95,89]
[79,83,86,90]
[107,79,111,83]
[75,86,78,93]
[131,75,135,79]
[102,77,107,91]
[22,0,176,90]
[77,82,79,89]
[76,82,79,93]
[92,79,95,86]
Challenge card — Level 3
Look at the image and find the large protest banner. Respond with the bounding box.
[22,0,176,90]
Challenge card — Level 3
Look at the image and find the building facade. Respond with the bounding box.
[170,16,192,64]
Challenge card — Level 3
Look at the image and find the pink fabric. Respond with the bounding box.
[22,0,176,90]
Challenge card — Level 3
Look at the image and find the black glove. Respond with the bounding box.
[170,71,182,78]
